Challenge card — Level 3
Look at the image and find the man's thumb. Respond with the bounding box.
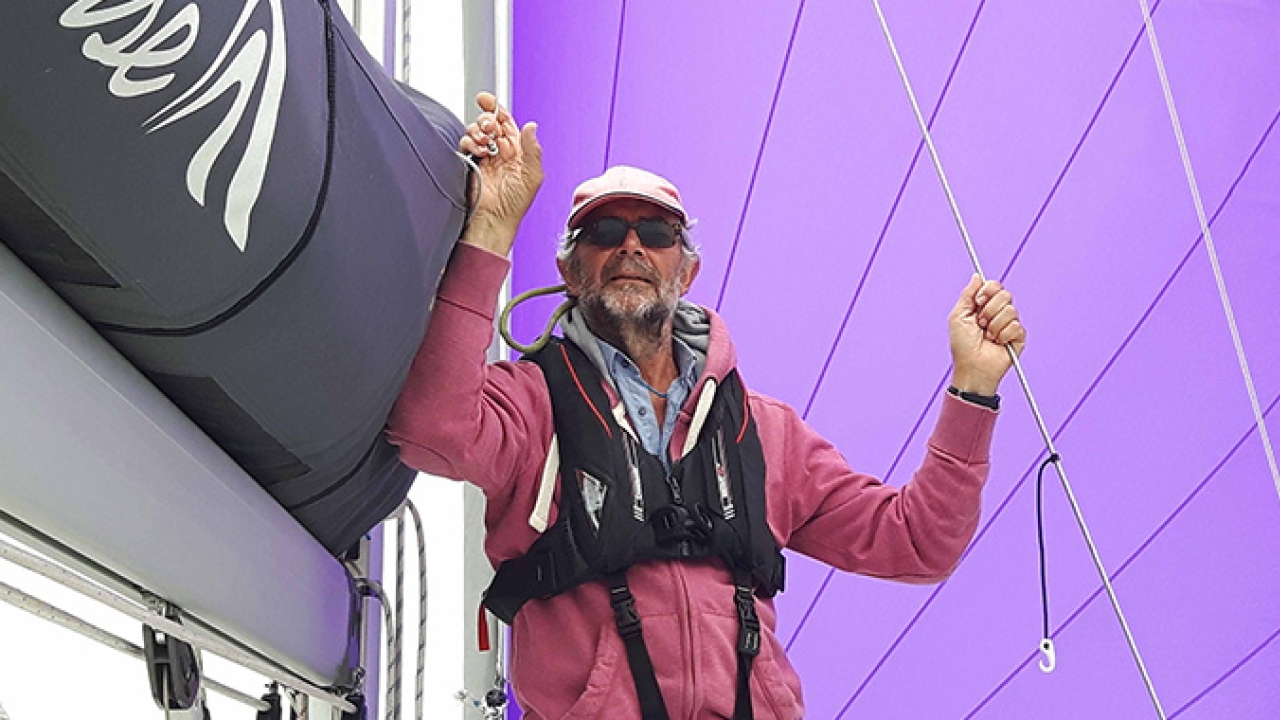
[520,122,541,160]
[953,273,982,315]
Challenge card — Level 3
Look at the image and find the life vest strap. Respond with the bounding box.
[607,572,671,720]
[732,573,761,719]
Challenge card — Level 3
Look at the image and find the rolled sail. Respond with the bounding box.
[0,0,467,553]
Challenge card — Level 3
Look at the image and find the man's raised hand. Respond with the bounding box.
[459,92,543,255]
[948,274,1027,398]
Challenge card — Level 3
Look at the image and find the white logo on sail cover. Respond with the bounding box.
[60,0,287,252]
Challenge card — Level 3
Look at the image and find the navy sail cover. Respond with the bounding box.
[0,0,468,553]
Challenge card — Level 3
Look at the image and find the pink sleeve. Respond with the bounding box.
[777,394,996,583]
[385,242,554,502]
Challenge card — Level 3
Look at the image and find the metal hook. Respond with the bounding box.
[1039,637,1057,673]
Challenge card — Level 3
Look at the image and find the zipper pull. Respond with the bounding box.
[624,436,645,521]
[714,427,736,519]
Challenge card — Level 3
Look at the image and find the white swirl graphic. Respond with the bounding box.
[60,0,287,252]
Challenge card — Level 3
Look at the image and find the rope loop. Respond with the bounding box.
[499,285,575,355]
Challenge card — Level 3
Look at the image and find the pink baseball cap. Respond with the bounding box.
[566,165,689,229]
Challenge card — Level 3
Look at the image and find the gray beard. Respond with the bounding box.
[580,288,671,351]
[568,255,683,359]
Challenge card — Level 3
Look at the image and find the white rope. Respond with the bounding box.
[1136,0,1280,503]
[0,579,268,711]
[869,7,985,278]
[0,536,356,714]
[867,1,1169,717]
[400,0,412,84]
[404,500,428,720]
[362,578,399,720]
[359,502,428,720]
[392,509,406,720]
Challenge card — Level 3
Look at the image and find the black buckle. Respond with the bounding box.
[734,586,761,657]
[651,504,713,549]
[651,505,691,547]
[609,585,643,639]
[531,529,589,598]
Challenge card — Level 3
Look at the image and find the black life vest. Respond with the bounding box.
[484,337,785,720]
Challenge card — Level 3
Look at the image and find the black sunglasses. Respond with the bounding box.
[572,217,685,250]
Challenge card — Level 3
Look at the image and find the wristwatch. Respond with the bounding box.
[947,385,1000,411]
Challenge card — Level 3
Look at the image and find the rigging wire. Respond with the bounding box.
[494,600,508,699]
[1135,0,1280,503]
[867,0,1168,717]
[843,82,1280,719]
[0,579,269,711]
[0,536,357,714]
[801,2,1166,665]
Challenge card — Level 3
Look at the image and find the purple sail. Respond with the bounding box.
[511,1,1280,717]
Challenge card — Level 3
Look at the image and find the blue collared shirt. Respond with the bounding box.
[596,337,700,470]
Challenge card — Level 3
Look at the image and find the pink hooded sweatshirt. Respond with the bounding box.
[386,243,997,719]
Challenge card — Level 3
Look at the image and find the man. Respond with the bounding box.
[387,93,1026,719]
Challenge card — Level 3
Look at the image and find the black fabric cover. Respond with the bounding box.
[0,0,468,553]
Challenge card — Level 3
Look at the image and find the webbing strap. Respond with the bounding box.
[484,521,591,624]
[735,652,754,720]
[732,578,762,719]
[607,573,670,720]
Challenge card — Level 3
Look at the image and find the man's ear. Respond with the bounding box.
[680,256,701,296]
[557,255,579,295]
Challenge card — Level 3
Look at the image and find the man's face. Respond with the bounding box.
[558,199,700,329]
